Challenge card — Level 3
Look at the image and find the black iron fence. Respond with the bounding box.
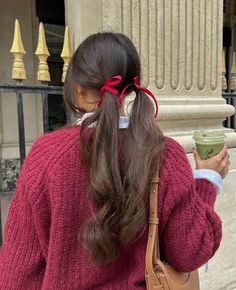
[223,92,236,130]
[0,83,64,245]
[0,19,72,245]
[0,83,64,165]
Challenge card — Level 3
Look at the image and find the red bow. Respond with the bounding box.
[98,75,122,106]
[119,76,158,118]
[99,75,158,118]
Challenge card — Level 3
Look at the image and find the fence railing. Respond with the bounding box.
[222,92,236,130]
[222,49,236,130]
[0,19,72,164]
[0,20,72,244]
[0,84,64,164]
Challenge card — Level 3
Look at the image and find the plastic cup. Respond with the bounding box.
[193,131,227,160]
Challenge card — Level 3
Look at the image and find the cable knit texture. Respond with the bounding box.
[0,125,222,289]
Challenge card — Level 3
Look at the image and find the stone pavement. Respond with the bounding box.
[0,149,236,289]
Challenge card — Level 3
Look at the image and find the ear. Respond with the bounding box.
[82,88,100,104]
[75,85,99,112]
[75,84,83,96]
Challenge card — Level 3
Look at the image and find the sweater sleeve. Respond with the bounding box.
[159,138,222,272]
[0,172,45,289]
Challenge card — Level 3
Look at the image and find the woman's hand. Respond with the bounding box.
[193,144,230,179]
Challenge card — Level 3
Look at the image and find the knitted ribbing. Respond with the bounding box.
[0,126,222,289]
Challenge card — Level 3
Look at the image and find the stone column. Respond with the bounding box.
[65,0,236,151]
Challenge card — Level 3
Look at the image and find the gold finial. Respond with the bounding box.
[35,22,50,82]
[222,50,227,91]
[61,26,72,83]
[229,51,236,91]
[10,19,26,80]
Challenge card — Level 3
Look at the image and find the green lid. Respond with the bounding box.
[193,131,227,143]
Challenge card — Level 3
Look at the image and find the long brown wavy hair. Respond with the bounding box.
[64,32,165,265]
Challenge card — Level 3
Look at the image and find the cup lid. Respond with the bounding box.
[193,131,227,143]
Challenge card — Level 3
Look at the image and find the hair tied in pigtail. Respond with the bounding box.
[119,76,159,117]
[133,77,158,118]
[98,75,122,106]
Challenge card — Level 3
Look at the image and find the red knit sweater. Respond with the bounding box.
[0,125,222,289]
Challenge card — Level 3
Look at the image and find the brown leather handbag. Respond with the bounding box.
[145,172,200,290]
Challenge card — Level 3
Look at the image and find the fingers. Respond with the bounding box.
[222,154,230,166]
[221,167,229,179]
[218,143,228,159]
[192,148,203,169]
[192,144,230,178]
[220,153,230,169]
[192,148,201,162]
[211,144,228,164]
[219,156,230,178]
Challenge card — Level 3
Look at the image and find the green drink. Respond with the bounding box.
[193,131,226,160]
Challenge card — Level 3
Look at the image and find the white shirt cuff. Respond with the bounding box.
[193,169,222,193]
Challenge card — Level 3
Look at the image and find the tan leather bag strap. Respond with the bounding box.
[145,168,161,282]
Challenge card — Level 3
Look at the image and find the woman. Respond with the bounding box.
[0,32,229,289]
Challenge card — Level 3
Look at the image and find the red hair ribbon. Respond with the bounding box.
[119,76,158,118]
[98,75,122,106]
[99,75,158,117]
